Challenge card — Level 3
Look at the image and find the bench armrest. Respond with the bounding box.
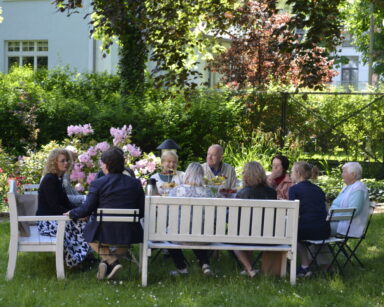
[18,216,71,222]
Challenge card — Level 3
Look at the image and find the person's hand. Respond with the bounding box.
[63,211,70,216]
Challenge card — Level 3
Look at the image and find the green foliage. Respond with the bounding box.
[342,0,384,78]
[224,128,302,176]
[16,141,60,186]
[126,88,242,167]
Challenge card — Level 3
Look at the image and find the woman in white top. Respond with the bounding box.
[330,162,371,238]
[150,151,184,195]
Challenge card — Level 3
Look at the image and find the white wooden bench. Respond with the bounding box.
[141,196,300,286]
[6,180,70,280]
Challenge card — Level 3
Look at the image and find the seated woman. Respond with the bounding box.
[330,162,371,238]
[150,151,184,195]
[267,155,293,200]
[234,162,277,277]
[289,161,330,277]
[66,147,144,280]
[167,162,213,276]
[36,148,89,268]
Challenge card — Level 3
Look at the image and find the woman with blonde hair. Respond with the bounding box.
[36,148,89,267]
[237,161,277,199]
[234,161,277,277]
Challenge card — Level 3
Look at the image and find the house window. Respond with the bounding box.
[341,56,359,89]
[6,40,48,72]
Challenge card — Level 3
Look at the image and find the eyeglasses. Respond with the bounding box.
[58,159,69,164]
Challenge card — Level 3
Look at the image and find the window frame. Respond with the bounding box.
[5,40,49,72]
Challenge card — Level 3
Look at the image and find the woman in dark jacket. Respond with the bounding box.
[289,161,330,277]
[234,161,277,277]
[37,148,89,268]
[67,147,144,280]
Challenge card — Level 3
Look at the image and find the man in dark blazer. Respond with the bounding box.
[66,147,144,280]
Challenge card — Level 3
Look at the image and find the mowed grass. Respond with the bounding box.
[1,214,384,307]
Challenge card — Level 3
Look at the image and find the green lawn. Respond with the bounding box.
[1,215,384,307]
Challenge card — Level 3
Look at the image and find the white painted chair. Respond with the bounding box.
[6,180,69,280]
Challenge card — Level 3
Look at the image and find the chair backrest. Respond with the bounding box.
[7,180,39,237]
[328,207,356,237]
[144,196,300,246]
[96,208,140,223]
[356,203,376,239]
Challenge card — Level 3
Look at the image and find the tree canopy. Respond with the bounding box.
[210,1,337,90]
[54,0,345,94]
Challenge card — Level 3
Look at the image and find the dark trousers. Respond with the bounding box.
[168,249,210,269]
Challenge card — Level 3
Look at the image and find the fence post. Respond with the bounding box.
[280,92,288,148]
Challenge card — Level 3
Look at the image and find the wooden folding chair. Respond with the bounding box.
[304,207,356,275]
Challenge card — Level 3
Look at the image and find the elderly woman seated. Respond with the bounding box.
[234,162,277,277]
[150,151,184,195]
[330,162,371,238]
[167,162,213,276]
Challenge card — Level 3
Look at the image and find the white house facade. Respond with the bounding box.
[0,0,122,74]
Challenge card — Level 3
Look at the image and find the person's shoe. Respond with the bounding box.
[240,270,247,276]
[169,268,189,276]
[97,261,108,280]
[106,261,123,280]
[202,264,214,276]
[247,269,259,278]
[297,266,312,277]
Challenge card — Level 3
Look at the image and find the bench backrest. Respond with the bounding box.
[144,196,299,245]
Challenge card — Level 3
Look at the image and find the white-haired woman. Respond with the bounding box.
[330,162,371,238]
[167,162,213,276]
[150,151,184,195]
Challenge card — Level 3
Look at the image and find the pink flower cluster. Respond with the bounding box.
[110,125,132,146]
[65,124,160,192]
[133,158,157,175]
[95,142,110,152]
[67,124,94,137]
[123,144,141,158]
[70,163,85,181]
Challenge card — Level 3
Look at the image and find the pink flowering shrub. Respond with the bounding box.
[66,124,160,192]
[14,124,160,195]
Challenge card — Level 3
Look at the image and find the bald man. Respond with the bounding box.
[201,144,237,190]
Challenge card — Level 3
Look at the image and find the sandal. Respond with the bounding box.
[106,260,123,280]
[202,264,213,276]
[97,261,108,280]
